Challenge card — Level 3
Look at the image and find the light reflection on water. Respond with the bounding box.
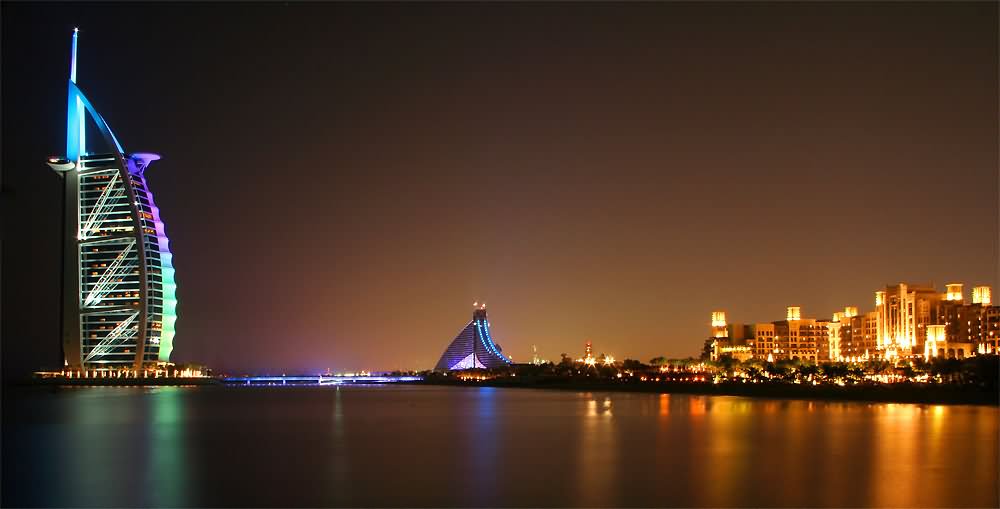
[147,387,188,507]
[578,393,618,506]
[2,385,997,507]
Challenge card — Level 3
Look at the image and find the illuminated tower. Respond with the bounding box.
[875,283,941,359]
[434,303,512,370]
[972,286,992,306]
[946,283,964,301]
[924,325,945,361]
[579,340,599,365]
[46,29,178,370]
[711,311,728,338]
[827,319,842,362]
[531,344,544,365]
[786,306,801,321]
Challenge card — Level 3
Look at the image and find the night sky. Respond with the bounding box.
[2,2,997,376]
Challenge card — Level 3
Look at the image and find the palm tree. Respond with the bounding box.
[930,357,962,384]
[745,366,765,383]
[820,362,849,382]
[766,362,789,381]
[961,356,999,389]
[865,359,893,378]
[799,363,820,382]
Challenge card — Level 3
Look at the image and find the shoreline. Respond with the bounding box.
[10,377,222,387]
[412,377,1000,406]
[7,376,998,406]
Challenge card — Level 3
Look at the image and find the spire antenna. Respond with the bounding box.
[66,28,85,159]
[70,28,78,83]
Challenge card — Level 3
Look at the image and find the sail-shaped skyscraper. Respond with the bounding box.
[46,29,178,370]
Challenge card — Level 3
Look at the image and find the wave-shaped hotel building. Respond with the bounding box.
[435,303,513,370]
[46,30,178,373]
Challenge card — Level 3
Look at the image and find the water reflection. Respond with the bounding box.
[468,387,498,504]
[659,393,669,416]
[68,387,124,506]
[3,386,997,508]
[577,393,619,506]
[146,387,188,507]
[689,395,707,415]
[329,387,350,501]
[585,396,614,418]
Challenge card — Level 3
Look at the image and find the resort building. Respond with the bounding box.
[46,30,178,370]
[931,288,999,359]
[837,309,879,362]
[709,307,823,362]
[873,282,998,360]
[707,282,998,363]
[874,283,942,359]
[434,303,512,370]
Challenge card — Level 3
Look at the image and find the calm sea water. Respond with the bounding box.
[3,385,998,508]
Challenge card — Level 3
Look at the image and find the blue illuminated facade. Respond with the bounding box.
[46,29,178,370]
[434,305,512,371]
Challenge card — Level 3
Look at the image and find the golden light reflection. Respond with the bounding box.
[658,396,994,507]
[689,396,707,416]
[872,403,923,507]
[577,394,619,506]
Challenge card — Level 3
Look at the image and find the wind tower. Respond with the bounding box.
[972,286,992,305]
[946,284,964,301]
[711,311,728,337]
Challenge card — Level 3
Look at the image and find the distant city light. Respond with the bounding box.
[707,281,997,365]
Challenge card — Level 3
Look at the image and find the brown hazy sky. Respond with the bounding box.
[3,2,997,375]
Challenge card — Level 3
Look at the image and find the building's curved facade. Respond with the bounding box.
[434,305,512,371]
[47,30,177,370]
